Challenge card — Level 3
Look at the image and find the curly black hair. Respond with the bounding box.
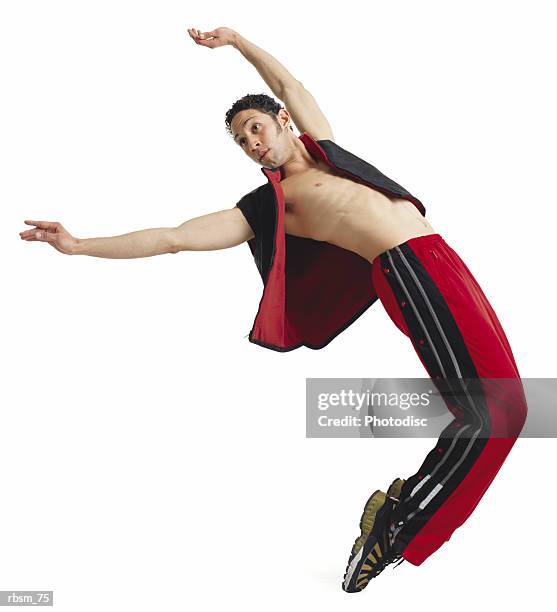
[225,93,294,138]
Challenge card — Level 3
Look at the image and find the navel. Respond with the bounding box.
[314,182,322,187]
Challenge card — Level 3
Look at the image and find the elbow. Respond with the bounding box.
[280,79,305,98]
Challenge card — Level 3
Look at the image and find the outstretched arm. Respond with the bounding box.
[19,208,254,258]
[187,27,334,141]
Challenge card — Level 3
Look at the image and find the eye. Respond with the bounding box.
[238,123,261,146]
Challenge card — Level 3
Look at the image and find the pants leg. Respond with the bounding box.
[371,233,528,566]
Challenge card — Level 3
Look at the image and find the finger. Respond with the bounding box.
[20,226,49,236]
[24,220,58,230]
[20,229,38,237]
[189,28,203,43]
[34,230,56,241]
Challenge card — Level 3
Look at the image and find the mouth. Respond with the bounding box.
[259,149,270,161]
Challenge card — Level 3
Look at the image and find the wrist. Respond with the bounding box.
[70,238,84,255]
[231,31,244,50]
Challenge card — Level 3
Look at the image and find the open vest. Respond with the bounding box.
[235,132,426,352]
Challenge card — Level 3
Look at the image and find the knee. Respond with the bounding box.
[484,378,528,438]
[503,388,528,438]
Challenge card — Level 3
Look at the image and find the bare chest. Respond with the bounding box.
[280,161,405,240]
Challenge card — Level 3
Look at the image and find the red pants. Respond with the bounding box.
[371,233,528,566]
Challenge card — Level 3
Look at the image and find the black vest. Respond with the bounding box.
[236,132,425,352]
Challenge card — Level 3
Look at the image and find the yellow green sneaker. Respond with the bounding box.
[342,478,406,593]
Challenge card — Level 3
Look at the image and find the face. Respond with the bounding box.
[230,108,291,167]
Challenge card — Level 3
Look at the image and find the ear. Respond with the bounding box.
[277,107,291,130]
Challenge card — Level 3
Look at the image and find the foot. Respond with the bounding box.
[342,478,406,593]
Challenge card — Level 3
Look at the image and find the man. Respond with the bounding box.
[19,26,528,592]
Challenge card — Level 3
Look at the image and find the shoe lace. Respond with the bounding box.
[368,552,405,580]
[383,497,406,572]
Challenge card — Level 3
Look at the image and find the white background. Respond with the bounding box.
[1,0,555,610]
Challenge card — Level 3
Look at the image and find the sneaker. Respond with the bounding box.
[342,478,406,593]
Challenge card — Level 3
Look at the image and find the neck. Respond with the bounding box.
[278,134,319,179]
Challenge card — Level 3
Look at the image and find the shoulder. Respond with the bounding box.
[235,183,275,232]
[236,182,274,207]
[304,130,335,143]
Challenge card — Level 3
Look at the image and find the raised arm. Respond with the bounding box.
[187,27,334,141]
[19,208,254,258]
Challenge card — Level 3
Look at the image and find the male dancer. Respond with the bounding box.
[19,27,528,592]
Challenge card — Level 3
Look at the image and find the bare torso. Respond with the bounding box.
[281,158,436,264]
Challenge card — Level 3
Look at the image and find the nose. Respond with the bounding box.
[248,139,261,155]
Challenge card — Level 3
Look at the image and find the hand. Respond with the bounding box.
[186,26,237,49]
[19,220,79,255]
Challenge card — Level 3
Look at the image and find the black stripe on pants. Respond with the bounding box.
[379,243,492,553]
